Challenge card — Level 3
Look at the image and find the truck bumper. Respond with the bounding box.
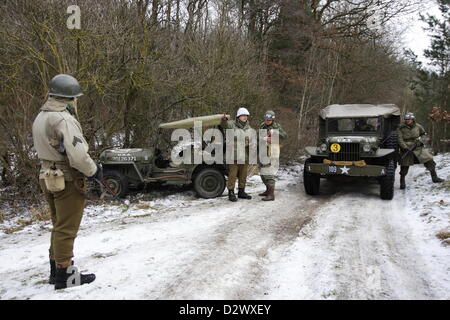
[305,162,387,177]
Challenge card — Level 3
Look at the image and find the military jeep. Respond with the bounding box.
[98,115,227,199]
[303,104,400,200]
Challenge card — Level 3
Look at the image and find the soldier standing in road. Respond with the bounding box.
[397,112,444,189]
[258,110,288,201]
[32,74,103,290]
[221,107,253,202]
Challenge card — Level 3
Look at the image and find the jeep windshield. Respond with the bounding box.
[327,117,380,133]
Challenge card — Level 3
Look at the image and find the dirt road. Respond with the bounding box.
[0,162,448,300]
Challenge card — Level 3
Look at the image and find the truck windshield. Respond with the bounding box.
[327,117,380,133]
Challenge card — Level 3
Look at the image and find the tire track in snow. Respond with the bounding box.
[260,170,449,299]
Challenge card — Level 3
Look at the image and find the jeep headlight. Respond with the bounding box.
[320,143,328,153]
[363,144,371,153]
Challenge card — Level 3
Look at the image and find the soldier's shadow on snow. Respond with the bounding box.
[318,177,383,199]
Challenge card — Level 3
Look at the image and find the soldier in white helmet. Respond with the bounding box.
[221,107,253,202]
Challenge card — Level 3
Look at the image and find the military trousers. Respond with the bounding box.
[39,179,86,264]
[399,160,436,177]
[227,164,248,190]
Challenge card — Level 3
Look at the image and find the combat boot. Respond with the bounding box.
[262,187,275,201]
[238,188,252,200]
[400,175,406,190]
[228,189,237,202]
[54,263,96,290]
[430,169,444,183]
[258,186,269,197]
[49,259,56,284]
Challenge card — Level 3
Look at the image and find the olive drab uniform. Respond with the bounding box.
[33,97,97,265]
[397,121,443,187]
[221,118,252,188]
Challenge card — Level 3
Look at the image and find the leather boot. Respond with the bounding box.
[259,186,269,197]
[55,263,96,290]
[228,189,237,202]
[238,188,252,199]
[430,169,444,183]
[49,259,56,284]
[262,187,275,201]
[400,175,406,189]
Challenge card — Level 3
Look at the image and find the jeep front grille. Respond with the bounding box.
[329,143,360,161]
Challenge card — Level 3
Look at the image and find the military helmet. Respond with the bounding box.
[49,74,83,98]
[264,110,276,120]
[404,112,415,120]
[236,107,250,118]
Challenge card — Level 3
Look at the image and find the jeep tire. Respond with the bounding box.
[103,170,129,198]
[193,167,226,199]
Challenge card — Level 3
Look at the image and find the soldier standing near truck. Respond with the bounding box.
[397,112,444,189]
[221,108,253,202]
[32,74,102,290]
[258,110,288,201]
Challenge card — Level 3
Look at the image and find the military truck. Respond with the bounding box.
[97,115,228,199]
[303,104,400,200]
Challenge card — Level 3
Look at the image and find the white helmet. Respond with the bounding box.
[236,107,250,118]
[404,112,415,120]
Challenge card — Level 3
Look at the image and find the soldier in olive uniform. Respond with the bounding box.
[397,112,444,189]
[32,74,102,290]
[258,110,288,201]
[221,107,253,202]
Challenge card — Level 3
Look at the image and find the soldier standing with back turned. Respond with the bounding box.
[32,74,103,290]
[397,112,444,189]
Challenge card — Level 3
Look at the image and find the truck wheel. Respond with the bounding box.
[194,168,226,199]
[380,159,395,200]
[103,170,129,198]
[304,159,320,195]
[385,131,399,161]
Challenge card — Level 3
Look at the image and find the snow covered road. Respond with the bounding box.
[0,156,448,300]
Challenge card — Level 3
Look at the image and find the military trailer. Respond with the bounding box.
[98,115,228,198]
[303,104,400,200]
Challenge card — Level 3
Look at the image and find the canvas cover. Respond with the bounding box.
[320,104,400,119]
[159,114,226,129]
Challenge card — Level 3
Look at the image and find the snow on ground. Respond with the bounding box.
[260,154,450,300]
[0,156,448,300]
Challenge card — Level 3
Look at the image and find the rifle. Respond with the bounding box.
[59,142,118,199]
[400,138,422,160]
[94,178,119,199]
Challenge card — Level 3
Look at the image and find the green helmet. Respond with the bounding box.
[264,110,276,120]
[49,74,83,98]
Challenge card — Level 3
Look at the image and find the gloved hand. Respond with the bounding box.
[89,164,103,180]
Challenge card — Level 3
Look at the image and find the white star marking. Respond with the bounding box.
[340,166,350,175]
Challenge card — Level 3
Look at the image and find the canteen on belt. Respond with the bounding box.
[44,167,65,192]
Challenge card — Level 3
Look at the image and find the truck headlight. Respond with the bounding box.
[363,144,371,152]
[320,143,328,152]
